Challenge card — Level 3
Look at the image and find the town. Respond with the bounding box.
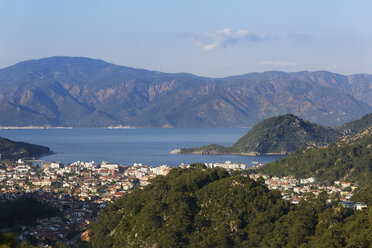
[0,159,172,246]
[0,159,367,247]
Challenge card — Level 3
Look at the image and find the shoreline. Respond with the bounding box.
[0,126,138,130]
[0,126,73,130]
[171,149,288,156]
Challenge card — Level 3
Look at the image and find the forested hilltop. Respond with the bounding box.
[0,136,52,160]
[262,126,372,205]
[179,114,341,155]
[89,165,372,248]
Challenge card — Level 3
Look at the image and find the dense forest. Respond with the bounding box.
[0,198,60,248]
[89,165,372,247]
[0,197,60,228]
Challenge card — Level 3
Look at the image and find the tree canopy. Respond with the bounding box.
[89,166,372,247]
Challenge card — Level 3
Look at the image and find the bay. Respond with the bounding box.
[0,128,284,167]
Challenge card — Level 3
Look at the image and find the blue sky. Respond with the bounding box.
[0,0,371,77]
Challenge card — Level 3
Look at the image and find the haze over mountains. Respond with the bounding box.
[0,56,371,128]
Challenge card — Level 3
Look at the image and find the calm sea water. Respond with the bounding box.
[0,128,284,167]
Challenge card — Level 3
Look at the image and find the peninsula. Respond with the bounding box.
[175,114,341,155]
[0,136,53,160]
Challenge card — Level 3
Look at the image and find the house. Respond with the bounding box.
[42,162,64,169]
[300,177,317,184]
[81,230,91,242]
[341,182,351,189]
[100,161,119,170]
[355,202,367,210]
[341,201,355,209]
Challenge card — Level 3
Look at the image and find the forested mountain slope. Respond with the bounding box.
[89,165,372,248]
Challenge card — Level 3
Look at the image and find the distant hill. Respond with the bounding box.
[0,56,371,127]
[0,136,52,160]
[336,112,372,135]
[179,144,232,155]
[231,114,341,154]
[179,114,341,155]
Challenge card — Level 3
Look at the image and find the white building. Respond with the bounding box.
[300,177,317,184]
[100,161,119,170]
[355,202,367,210]
[42,161,64,169]
[151,165,171,176]
[206,161,247,170]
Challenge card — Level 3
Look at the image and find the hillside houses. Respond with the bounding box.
[0,159,368,246]
[249,173,366,209]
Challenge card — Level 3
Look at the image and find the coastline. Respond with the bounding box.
[171,149,288,156]
[0,126,139,130]
[0,126,73,130]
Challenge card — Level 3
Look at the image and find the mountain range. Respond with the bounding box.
[0,56,372,127]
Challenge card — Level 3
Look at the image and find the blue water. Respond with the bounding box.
[0,128,284,167]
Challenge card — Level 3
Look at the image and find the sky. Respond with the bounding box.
[0,0,371,77]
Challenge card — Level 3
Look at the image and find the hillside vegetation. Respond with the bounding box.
[262,126,372,204]
[180,114,341,155]
[179,144,232,155]
[232,114,340,154]
[89,165,372,248]
[0,197,60,228]
[0,136,52,160]
[337,112,372,135]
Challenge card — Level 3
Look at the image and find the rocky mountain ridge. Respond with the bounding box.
[0,56,371,127]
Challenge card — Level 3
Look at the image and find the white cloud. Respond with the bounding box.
[259,61,299,67]
[193,28,274,52]
[290,30,311,41]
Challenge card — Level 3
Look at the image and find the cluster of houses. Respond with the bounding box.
[0,159,172,245]
[1,159,171,202]
[249,173,367,210]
